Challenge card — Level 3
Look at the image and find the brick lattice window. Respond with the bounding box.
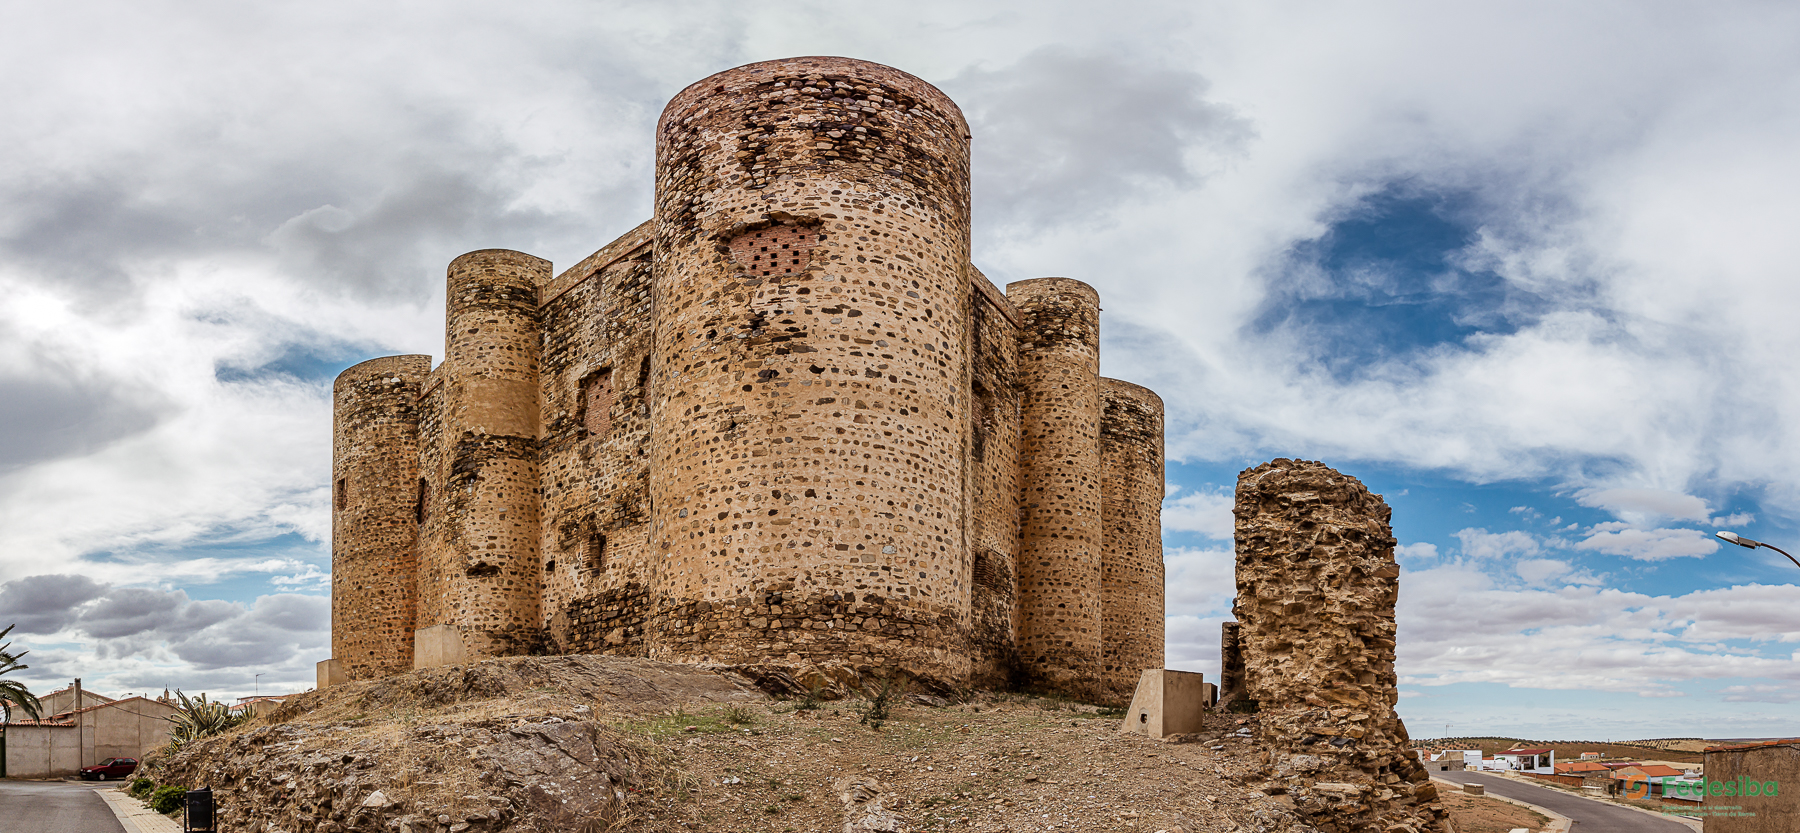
[728,225,820,277]
[582,368,614,436]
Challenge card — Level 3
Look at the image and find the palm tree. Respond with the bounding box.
[0,624,44,723]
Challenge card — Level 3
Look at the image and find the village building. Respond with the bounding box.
[0,680,176,779]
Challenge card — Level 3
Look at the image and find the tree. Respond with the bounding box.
[0,624,44,723]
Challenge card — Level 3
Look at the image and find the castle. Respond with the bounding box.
[325,56,1165,703]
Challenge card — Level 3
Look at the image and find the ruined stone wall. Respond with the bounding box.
[1233,459,1446,833]
[1098,379,1164,703]
[537,224,657,657]
[331,355,430,680]
[644,56,976,683]
[966,266,1022,687]
[1219,621,1245,707]
[1008,278,1103,697]
[415,250,548,661]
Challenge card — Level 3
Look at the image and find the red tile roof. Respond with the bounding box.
[1557,762,1610,773]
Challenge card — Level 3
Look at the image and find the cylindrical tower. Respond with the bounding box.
[416,249,548,660]
[1007,277,1103,698]
[331,354,430,680]
[647,57,975,683]
[1099,378,1165,703]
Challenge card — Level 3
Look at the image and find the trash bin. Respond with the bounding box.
[183,786,214,832]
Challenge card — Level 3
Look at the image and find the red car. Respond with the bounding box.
[78,757,137,780]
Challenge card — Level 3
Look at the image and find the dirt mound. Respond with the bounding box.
[146,655,768,833]
[140,655,1339,833]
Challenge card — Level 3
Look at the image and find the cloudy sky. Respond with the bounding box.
[3,1,1797,739]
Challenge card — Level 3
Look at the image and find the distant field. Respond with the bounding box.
[1414,736,1704,765]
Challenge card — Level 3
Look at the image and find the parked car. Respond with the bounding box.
[78,757,137,780]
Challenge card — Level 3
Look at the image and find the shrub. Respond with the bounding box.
[723,705,756,725]
[859,673,907,730]
[149,785,186,815]
[126,777,154,798]
[795,680,825,711]
[164,690,255,747]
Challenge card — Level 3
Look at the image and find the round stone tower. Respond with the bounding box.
[1007,277,1104,696]
[1099,378,1165,702]
[646,57,975,682]
[415,249,549,660]
[331,354,430,680]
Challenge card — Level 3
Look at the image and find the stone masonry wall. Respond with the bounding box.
[538,226,657,656]
[645,56,976,684]
[1009,277,1103,698]
[1098,378,1164,704]
[965,267,1022,688]
[1233,459,1447,833]
[416,250,549,660]
[331,355,430,680]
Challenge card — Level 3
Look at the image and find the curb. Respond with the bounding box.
[1432,776,1572,833]
[94,785,183,833]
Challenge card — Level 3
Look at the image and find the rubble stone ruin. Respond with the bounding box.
[1231,459,1449,833]
[327,56,1165,704]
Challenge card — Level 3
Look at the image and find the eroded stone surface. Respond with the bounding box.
[1232,459,1448,833]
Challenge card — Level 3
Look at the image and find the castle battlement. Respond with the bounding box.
[327,56,1165,703]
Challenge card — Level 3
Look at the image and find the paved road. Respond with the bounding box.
[1437,770,1694,832]
[0,780,126,833]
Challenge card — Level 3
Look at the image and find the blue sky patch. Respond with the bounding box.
[1252,185,1550,379]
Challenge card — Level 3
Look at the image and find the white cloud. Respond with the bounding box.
[1163,546,1236,617]
[1399,562,1800,694]
[1577,488,1712,523]
[1719,685,1799,704]
[1711,512,1755,528]
[1513,558,1604,587]
[1396,542,1439,560]
[1161,489,1236,539]
[1576,525,1718,561]
[1454,528,1540,560]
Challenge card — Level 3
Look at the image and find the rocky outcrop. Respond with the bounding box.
[145,655,764,833]
[1233,459,1448,833]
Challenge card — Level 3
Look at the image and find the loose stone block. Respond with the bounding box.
[1119,669,1207,739]
[315,658,346,690]
[413,624,467,670]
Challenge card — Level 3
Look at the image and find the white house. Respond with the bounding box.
[1491,747,1556,774]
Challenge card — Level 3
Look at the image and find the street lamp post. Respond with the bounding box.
[1715,531,1800,570]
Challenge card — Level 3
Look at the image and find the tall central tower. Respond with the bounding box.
[645,57,975,679]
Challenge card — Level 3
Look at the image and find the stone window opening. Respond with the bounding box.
[334,478,347,511]
[581,368,615,436]
[415,478,428,525]
[588,532,608,573]
[970,381,996,462]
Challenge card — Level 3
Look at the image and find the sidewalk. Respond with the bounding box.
[94,785,182,833]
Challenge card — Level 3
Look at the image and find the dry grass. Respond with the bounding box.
[1438,788,1553,833]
